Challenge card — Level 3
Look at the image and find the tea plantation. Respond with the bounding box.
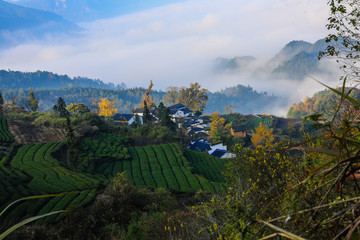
[0,120,227,226]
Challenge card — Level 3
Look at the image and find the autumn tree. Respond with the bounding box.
[209,112,232,144]
[139,80,154,108]
[177,82,208,112]
[162,86,179,106]
[28,88,38,111]
[251,122,275,148]
[53,97,69,118]
[98,98,118,117]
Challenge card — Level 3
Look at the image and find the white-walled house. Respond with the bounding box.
[169,103,193,120]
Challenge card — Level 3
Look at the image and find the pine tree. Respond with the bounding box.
[159,104,175,130]
[53,97,69,118]
[0,91,3,116]
[143,101,152,124]
[131,114,142,128]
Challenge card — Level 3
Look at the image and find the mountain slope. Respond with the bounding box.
[269,39,332,80]
[0,70,126,90]
[0,0,79,32]
[5,0,182,22]
[268,40,313,68]
[213,56,257,72]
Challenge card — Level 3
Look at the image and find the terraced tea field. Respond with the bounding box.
[0,124,228,226]
[184,149,229,183]
[95,143,225,193]
[0,116,14,144]
[0,141,103,225]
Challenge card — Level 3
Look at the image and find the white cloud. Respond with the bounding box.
[0,0,335,113]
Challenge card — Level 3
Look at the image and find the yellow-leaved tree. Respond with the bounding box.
[251,122,274,148]
[209,112,232,144]
[98,98,118,117]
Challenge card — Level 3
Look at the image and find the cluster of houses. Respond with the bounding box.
[113,103,237,158]
[113,103,279,159]
[113,103,193,125]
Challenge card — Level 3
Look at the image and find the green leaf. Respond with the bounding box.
[314,78,360,107]
[0,210,65,240]
[0,193,66,217]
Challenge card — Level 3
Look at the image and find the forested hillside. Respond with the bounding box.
[0,70,126,90]
[287,87,360,119]
[1,76,283,114]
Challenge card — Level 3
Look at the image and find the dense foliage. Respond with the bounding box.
[0,70,126,90]
[1,84,283,114]
[287,88,360,119]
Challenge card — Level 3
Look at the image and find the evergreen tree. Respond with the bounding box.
[0,91,3,116]
[159,105,175,131]
[53,97,69,118]
[131,114,142,128]
[28,88,39,112]
[143,101,152,124]
[158,102,165,115]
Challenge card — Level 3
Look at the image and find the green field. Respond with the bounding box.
[0,128,228,226]
[0,116,14,143]
[0,141,103,226]
[246,116,274,132]
[95,143,225,193]
[184,149,229,183]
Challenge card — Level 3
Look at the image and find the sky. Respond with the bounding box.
[0,0,336,110]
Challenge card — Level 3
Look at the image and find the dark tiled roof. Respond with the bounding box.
[195,132,209,137]
[113,113,134,121]
[181,107,192,114]
[169,103,186,110]
[170,109,178,115]
[210,149,227,158]
[188,141,211,152]
[133,108,144,113]
[170,106,193,116]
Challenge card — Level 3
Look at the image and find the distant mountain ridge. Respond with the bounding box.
[0,0,79,32]
[5,0,183,22]
[214,56,256,72]
[214,38,334,81]
[0,70,126,90]
[0,69,283,114]
[269,39,331,80]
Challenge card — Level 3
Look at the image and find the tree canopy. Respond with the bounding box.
[98,98,118,117]
[53,97,69,118]
[209,112,232,144]
[177,82,208,112]
[320,0,360,81]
